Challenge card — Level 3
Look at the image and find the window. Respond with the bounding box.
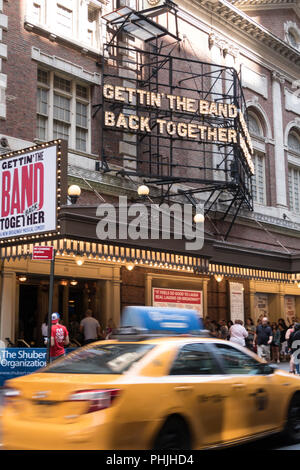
[45,344,155,375]
[32,2,41,23]
[169,343,221,375]
[288,132,300,154]
[248,113,263,138]
[27,0,103,51]
[37,70,49,141]
[288,30,298,48]
[213,343,261,375]
[87,5,100,48]
[289,167,300,213]
[252,153,266,205]
[36,69,90,152]
[56,3,73,35]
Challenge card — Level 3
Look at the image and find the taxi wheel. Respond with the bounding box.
[153,416,191,450]
[284,395,300,443]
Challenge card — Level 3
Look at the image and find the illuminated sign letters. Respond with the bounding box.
[103,84,254,175]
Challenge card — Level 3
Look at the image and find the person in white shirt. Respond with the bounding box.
[229,320,248,347]
[80,309,102,345]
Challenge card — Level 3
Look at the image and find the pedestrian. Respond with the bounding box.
[245,317,256,351]
[218,320,229,340]
[288,323,300,375]
[105,318,116,339]
[80,309,102,345]
[271,322,281,363]
[278,318,288,361]
[69,314,81,344]
[210,320,220,338]
[229,320,248,347]
[50,313,69,363]
[204,316,212,330]
[41,314,48,346]
[286,320,296,373]
[227,321,233,340]
[253,317,273,362]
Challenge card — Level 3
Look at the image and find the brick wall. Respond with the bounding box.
[1,0,101,155]
[245,8,300,41]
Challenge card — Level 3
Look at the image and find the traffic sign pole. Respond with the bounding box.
[46,249,56,364]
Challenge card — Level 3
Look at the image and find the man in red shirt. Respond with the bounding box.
[50,313,69,362]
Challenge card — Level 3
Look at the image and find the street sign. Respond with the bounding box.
[32,246,54,260]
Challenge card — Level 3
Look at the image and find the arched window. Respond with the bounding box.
[288,129,300,213]
[288,131,300,153]
[248,112,263,138]
[247,109,266,205]
[252,153,266,205]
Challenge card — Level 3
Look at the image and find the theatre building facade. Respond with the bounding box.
[0,0,300,345]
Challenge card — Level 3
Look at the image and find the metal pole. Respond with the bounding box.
[46,249,56,364]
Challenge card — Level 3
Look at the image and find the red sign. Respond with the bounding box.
[152,288,203,317]
[32,246,54,260]
[153,288,201,305]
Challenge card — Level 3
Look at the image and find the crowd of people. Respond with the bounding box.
[41,310,116,347]
[203,315,300,373]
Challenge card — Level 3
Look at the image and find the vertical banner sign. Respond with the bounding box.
[254,293,269,323]
[229,282,244,323]
[0,145,58,240]
[285,295,296,325]
[153,288,203,317]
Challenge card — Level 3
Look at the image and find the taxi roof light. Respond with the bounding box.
[120,306,205,337]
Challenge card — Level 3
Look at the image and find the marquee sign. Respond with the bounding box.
[97,44,254,239]
[0,140,67,245]
[103,84,254,175]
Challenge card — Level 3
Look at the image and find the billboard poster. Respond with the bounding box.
[153,287,203,317]
[229,282,244,323]
[0,144,58,240]
[254,293,269,323]
[285,295,296,325]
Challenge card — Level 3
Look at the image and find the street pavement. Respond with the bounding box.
[0,361,299,450]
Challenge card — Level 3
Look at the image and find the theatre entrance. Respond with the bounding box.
[17,276,106,347]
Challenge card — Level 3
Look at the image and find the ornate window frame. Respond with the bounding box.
[284,21,300,51]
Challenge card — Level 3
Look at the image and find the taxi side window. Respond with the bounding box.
[213,343,260,375]
[169,343,221,375]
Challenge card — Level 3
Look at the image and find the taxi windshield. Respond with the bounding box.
[44,344,155,375]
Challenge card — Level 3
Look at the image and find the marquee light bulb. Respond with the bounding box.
[75,257,84,266]
[137,185,149,196]
[126,262,135,271]
[194,213,205,223]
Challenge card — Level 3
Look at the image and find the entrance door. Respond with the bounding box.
[19,285,38,344]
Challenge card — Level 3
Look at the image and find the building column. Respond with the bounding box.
[202,279,208,318]
[210,43,224,178]
[145,274,152,306]
[249,281,256,322]
[63,284,69,327]
[272,72,287,208]
[104,279,121,329]
[0,271,16,343]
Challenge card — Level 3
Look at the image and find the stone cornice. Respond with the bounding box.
[230,0,300,13]
[190,0,300,66]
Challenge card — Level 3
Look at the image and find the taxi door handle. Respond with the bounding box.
[174,386,194,392]
[232,383,246,389]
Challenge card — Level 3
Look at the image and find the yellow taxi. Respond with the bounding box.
[2,307,300,450]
